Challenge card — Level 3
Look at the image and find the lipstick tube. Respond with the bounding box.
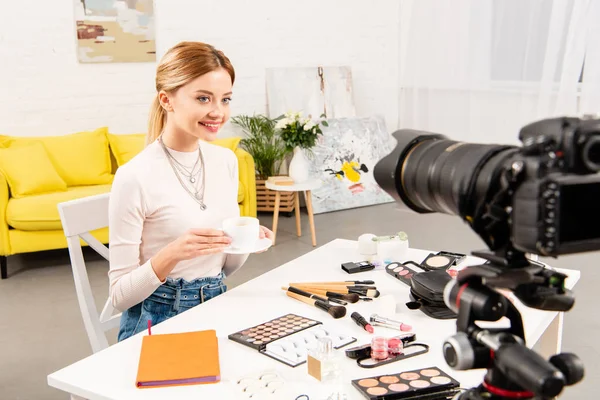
[351,312,374,333]
[370,314,412,332]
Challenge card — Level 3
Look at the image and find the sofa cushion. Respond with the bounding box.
[6,184,112,231]
[0,127,113,187]
[237,180,245,203]
[108,133,146,166]
[211,137,241,151]
[0,141,68,198]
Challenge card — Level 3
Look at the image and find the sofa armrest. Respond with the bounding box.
[0,171,10,256]
[234,147,257,218]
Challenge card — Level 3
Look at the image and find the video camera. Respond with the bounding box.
[373,116,597,399]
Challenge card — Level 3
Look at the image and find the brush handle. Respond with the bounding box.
[289,280,374,285]
[286,291,317,306]
[299,287,350,301]
[293,287,330,296]
[286,286,329,303]
[287,287,349,304]
[295,283,376,290]
[294,285,349,294]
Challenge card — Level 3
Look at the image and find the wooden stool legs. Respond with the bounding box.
[295,192,301,237]
[304,190,316,246]
[272,191,280,245]
[271,190,316,247]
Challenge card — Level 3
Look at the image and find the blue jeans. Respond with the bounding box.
[117,272,227,342]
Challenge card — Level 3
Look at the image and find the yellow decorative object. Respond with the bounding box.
[0,127,113,186]
[0,141,68,198]
[108,133,145,166]
[0,131,256,275]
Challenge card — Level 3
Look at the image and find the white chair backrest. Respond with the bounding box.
[58,193,120,353]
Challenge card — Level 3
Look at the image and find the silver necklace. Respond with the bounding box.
[158,136,207,210]
[162,143,201,183]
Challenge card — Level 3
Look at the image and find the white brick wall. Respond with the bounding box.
[0,0,400,137]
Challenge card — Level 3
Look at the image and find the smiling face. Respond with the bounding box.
[159,67,233,141]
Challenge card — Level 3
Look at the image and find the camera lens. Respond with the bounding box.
[582,136,600,172]
[374,130,518,219]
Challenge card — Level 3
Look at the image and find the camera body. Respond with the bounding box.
[510,116,600,256]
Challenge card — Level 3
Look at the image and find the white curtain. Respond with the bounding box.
[397,0,600,145]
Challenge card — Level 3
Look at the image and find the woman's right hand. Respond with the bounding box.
[151,229,232,281]
[169,228,232,261]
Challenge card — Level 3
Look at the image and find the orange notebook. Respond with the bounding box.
[136,329,221,388]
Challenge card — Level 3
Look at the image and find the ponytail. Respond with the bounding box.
[147,95,165,146]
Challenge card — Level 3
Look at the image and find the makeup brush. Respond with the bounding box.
[290,280,375,286]
[294,283,378,291]
[285,291,346,319]
[294,287,360,303]
[281,286,348,306]
[295,284,380,298]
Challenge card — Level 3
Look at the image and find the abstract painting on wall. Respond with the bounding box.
[266,66,356,120]
[74,0,156,63]
[308,116,396,214]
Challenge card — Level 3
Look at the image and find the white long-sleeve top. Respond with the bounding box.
[108,138,248,311]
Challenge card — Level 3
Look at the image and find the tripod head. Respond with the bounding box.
[442,248,584,399]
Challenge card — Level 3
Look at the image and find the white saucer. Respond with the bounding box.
[223,238,273,254]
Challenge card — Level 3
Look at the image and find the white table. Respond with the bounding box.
[265,179,321,246]
[47,239,580,400]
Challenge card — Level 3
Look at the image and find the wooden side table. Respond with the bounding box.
[264,179,321,246]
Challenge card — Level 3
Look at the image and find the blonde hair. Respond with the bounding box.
[146,42,235,145]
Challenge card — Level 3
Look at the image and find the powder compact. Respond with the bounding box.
[351,366,460,399]
[420,251,466,271]
[228,313,356,367]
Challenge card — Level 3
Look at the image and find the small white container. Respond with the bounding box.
[376,232,409,264]
[358,233,378,256]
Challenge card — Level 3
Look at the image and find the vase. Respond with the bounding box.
[288,146,310,183]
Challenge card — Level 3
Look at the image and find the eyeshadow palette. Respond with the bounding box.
[351,366,460,399]
[228,314,322,350]
[385,261,425,287]
[229,314,357,367]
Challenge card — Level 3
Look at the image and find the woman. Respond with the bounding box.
[108,41,273,341]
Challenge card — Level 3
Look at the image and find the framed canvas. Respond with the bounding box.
[74,0,156,63]
[308,116,395,214]
[266,66,356,119]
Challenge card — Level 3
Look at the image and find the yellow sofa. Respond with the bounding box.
[0,127,256,279]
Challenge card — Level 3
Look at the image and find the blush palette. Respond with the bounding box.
[229,313,356,367]
[385,261,425,287]
[351,366,460,399]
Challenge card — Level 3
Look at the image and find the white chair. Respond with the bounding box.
[58,193,121,353]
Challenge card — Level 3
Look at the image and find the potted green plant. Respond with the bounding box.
[231,114,288,180]
[231,114,294,213]
[275,111,327,183]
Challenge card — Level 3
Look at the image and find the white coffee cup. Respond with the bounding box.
[222,216,260,250]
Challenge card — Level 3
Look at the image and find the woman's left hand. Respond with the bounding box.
[255,225,274,254]
[259,225,275,241]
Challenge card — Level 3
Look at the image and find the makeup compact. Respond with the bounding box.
[385,261,425,287]
[420,251,466,271]
[351,366,460,399]
[228,314,356,367]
